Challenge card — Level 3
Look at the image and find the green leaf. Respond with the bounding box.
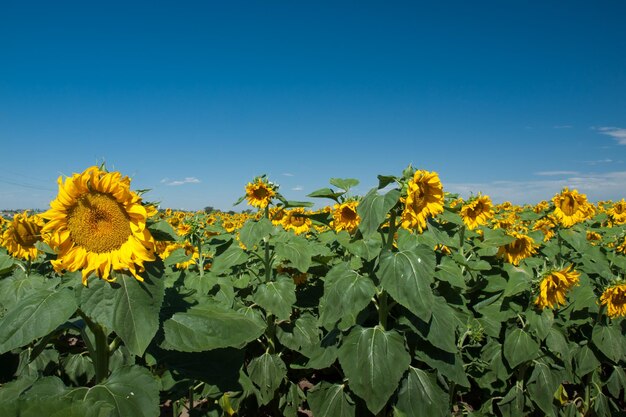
[337,326,411,414]
[147,219,178,241]
[546,328,571,366]
[0,254,15,275]
[435,257,466,289]
[238,218,274,249]
[307,382,355,417]
[68,365,159,417]
[163,247,192,267]
[426,301,459,353]
[0,288,77,354]
[527,362,559,417]
[277,313,321,356]
[62,353,95,385]
[481,228,516,247]
[414,342,470,387]
[247,352,287,406]
[606,366,626,400]
[275,235,313,272]
[526,309,554,341]
[307,187,344,201]
[574,345,600,377]
[379,246,435,322]
[329,177,359,191]
[503,328,539,368]
[357,188,401,237]
[253,276,296,321]
[318,264,376,331]
[503,264,532,297]
[113,267,165,355]
[497,383,525,417]
[162,303,265,352]
[592,324,623,363]
[395,367,448,417]
[210,245,248,275]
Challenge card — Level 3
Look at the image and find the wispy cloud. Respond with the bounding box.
[282,173,294,177]
[597,127,626,145]
[160,177,201,186]
[584,158,613,165]
[534,170,579,176]
[446,171,626,204]
[291,186,303,191]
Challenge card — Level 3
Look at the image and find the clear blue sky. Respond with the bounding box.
[1,1,625,210]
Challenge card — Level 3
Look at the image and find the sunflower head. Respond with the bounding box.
[400,169,444,232]
[534,265,580,310]
[552,188,594,227]
[245,177,276,209]
[1,211,45,261]
[282,208,312,235]
[609,199,626,225]
[332,200,361,233]
[600,283,626,318]
[497,231,538,265]
[532,217,556,242]
[460,194,494,230]
[41,166,156,285]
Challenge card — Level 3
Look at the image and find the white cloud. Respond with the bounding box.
[597,127,626,145]
[160,177,201,186]
[282,173,294,177]
[534,170,579,176]
[291,186,303,191]
[584,158,613,165]
[446,171,626,204]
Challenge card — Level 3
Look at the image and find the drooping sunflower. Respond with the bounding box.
[332,201,361,233]
[1,211,45,261]
[586,231,602,245]
[41,166,156,285]
[497,231,538,265]
[460,194,494,230]
[282,208,312,235]
[532,217,556,242]
[400,170,444,232]
[245,177,276,209]
[599,283,626,318]
[552,188,594,228]
[534,265,580,310]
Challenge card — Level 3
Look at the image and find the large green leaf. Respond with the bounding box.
[0,288,77,354]
[592,324,623,363]
[481,228,516,247]
[68,365,159,417]
[497,383,525,417]
[503,328,539,368]
[527,362,559,417]
[395,367,448,417]
[307,382,355,417]
[275,234,313,272]
[357,188,400,237]
[277,312,321,356]
[253,276,296,321]
[147,219,179,241]
[378,246,435,322]
[318,264,376,331]
[238,218,274,249]
[426,300,459,353]
[162,303,265,352]
[247,352,287,406]
[0,253,16,275]
[573,345,600,378]
[337,326,410,414]
[329,177,359,191]
[210,245,248,274]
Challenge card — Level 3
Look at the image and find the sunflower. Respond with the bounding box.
[599,283,626,318]
[282,208,311,235]
[332,201,360,233]
[269,207,286,226]
[616,237,626,255]
[586,231,602,245]
[1,211,45,261]
[245,177,276,209]
[460,194,494,230]
[400,170,444,232]
[157,241,199,269]
[41,166,156,285]
[534,265,580,310]
[552,188,594,227]
[497,232,538,265]
[609,199,626,225]
[532,217,556,242]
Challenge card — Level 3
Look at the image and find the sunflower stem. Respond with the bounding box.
[78,309,110,384]
[458,225,466,258]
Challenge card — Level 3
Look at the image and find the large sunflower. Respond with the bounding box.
[609,199,626,225]
[400,170,444,232]
[599,283,626,318]
[552,188,594,227]
[41,166,156,285]
[332,201,360,233]
[245,178,276,209]
[460,194,494,230]
[497,231,538,265]
[534,265,580,310]
[1,211,45,261]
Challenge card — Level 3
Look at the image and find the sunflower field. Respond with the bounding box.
[1,165,626,417]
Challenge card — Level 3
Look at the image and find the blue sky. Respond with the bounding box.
[1,1,626,210]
